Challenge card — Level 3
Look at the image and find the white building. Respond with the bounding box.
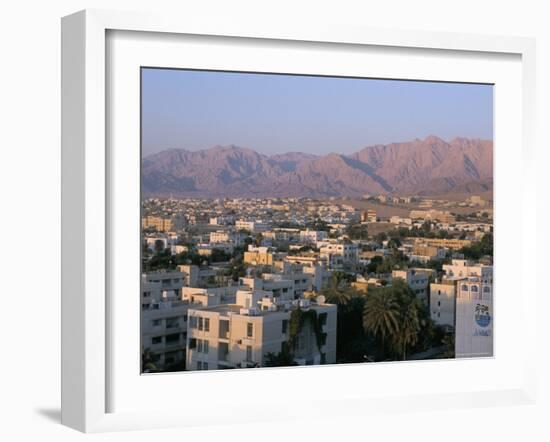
[141,272,188,370]
[302,264,332,291]
[299,229,328,243]
[177,264,217,288]
[240,271,313,300]
[443,259,493,280]
[392,268,435,304]
[145,233,178,252]
[235,219,267,232]
[429,279,458,328]
[209,230,245,246]
[209,230,231,243]
[143,270,184,297]
[455,277,493,358]
[319,242,359,269]
[186,290,337,370]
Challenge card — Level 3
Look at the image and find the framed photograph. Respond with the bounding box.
[61,9,537,433]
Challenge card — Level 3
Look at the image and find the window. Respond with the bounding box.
[247,322,253,337]
[203,340,209,354]
[246,345,252,361]
[189,338,197,349]
[143,291,151,297]
[320,333,327,346]
[437,301,441,307]
[483,286,491,293]
[165,317,179,329]
[197,361,203,370]
[152,319,161,327]
[165,333,179,345]
[189,316,197,329]
[471,285,479,292]
[152,336,162,344]
[282,319,288,334]
[198,317,204,331]
[318,313,328,326]
[461,284,469,291]
[203,362,209,370]
[204,318,210,332]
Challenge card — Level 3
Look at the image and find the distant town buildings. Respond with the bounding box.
[141,194,494,370]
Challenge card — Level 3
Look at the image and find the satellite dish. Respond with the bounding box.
[316,295,326,305]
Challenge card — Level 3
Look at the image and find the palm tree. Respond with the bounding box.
[363,290,400,359]
[394,299,420,360]
[320,272,353,305]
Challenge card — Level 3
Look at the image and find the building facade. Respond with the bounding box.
[455,277,493,358]
[186,290,337,370]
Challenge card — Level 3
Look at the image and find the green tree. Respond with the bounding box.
[459,233,493,260]
[441,332,455,358]
[346,223,369,240]
[154,239,165,253]
[320,272,354,305]
[363,290,400,359]
[393,299,421,360]
[141,348,158,373]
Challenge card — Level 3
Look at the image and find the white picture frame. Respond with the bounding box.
[61,9,537,433]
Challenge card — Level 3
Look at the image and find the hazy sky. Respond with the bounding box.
[141,68,493,157]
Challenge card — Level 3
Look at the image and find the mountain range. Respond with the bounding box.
[142,135,493,198]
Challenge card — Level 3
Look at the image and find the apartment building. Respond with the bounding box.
[240,270,313,300]
[142,216,174,232]
[414,237,472,251]
[235,219,267,232]
[429,279,458,328]
[143,270,184,297]
[209,230,245,246]
[302,264,332,291]
[409,210,456,223]
[144,231,178,249]
[319,242,359,269]
[409,244,447,263]
[244,245,274,266]
[181,286,241,306]
[141,273,188,370]
[360,209,377,223]
[186,290,337,370]
[392,268,435,304]
[177,264,217,288]
[455,277,493,358]
[299,229,328,243]
[442,259,493,280]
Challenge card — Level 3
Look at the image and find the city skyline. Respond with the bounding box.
[141,68,493,157]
